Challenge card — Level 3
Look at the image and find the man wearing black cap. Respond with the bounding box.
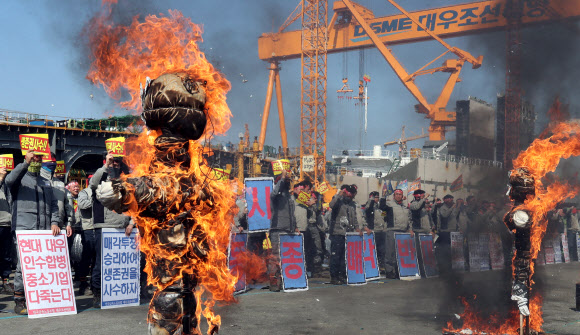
[434,194,457,275]
[409,189,433,277]
[380,188,412,279]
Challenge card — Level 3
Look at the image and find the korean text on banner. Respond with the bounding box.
[346,233,366,285]
[450,232,465,272]
[105,137,126,157]
[280,233,308,291]
[16,230,76,318]
[244,178,273,232]
[228,233,248,294]
[478,233,491,271]
[561,233,570,263]
[419,234,438,277]
[552,233,563,264]
[395,233,419,279]
[468,235,481,272]
[271,159,290,176]
[55,161,66,176]
[0,154,14,170]
[296,191,311,207]
[362,232,379,280]
[19,134,50,157]
[101,228,140,309]
[317,181,330,194]
[488,233,505,270]
[301,155,315,173]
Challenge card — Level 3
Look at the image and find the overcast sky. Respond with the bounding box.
[1,0,578,156]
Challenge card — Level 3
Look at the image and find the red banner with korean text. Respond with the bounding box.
[105,137,126,157]
[395,233,420,280]
[15,230,76,318]
[0,154,14,171]
[20,134,51,157]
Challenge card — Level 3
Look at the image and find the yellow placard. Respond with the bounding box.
[212,168,231,181]
[20,134,50,156]
[55,161,66,175]
[296,190,311,206]
[317,181,330,194]
[271,159,290,175]
[105,137,126,157]
[0,154,14,171]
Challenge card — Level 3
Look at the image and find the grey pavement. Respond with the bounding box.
[1,263,579,335]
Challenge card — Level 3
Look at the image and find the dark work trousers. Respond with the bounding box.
[83,229,102,290]
[76,230,96,282]
[0,226,13,280]
[266,230,283,291]
[568,231,578,262]
[303,225,323,274]
[434,232,452,276]
[374,231,387,271]
[329,235,346,280]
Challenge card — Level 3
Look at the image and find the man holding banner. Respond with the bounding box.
[0,166,14,294]
[380,189,412,279]
[364,192,387,273]
[5,150,61,315]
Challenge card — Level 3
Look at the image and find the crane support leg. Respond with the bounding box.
[274,68,289,156]
[259,62,277,151]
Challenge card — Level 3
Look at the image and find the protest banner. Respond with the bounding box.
[561,233,570,263]
[105,137,126,157]
[100,228,140,309]
[398,180,408,191]
[271,159,290,175]
[212,168,231,181]
[244,178,273,232]
[16,230,76,318]
[543,239,555,265]
[295,191,311,207]
[407,178,421,195]
[450,174,463,192]
[0,154,14,170]
[19,133,50,157]
[228,233,248,294]
[301,155,315,173]
[279,233,308,291]
[488,233,505,270]
[536,248,546,266]
[395,233,420,279]
[478,233,491,271]
[450,232,465,272]
[577,233,580,261]
[55,161,66,177]
[345,233,366,285]
[419,234,437,277]
[552,233,563,264]
[362,232,379,281]
[468,235,481,272]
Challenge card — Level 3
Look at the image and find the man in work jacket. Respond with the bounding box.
[409,189,433,277]
[0,167,13,295]
[328,184,361,285]
[6,150,61,315]
[435,194,458,275]
[380,188,412,279]
[364,191,387,273]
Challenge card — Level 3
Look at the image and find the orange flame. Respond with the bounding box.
[85,1,232,137]
[85,1,247,333]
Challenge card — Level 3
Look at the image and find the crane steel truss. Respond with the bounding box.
[300,0,328,182]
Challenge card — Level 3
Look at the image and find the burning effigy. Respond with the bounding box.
[444,117,580,335]
[84,1,244,334]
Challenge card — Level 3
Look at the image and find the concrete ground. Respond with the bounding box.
[1,263,579,335]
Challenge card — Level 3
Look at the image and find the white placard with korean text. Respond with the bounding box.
[101,228,140,309]
[301,155,315,172]
[16,230,77,318]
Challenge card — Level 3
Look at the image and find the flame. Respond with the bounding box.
[83,1,255,333]
[444,99,580,335]
[85,0,231,137]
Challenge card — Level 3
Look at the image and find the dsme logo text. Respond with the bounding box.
[353,17,413,38]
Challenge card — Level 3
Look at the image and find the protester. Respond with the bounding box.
[380,189,412,279]
[566,205,579,261]
[89,152,132,307]
[364,191,387,273]
[267,169,296,291]
[6,150,61,315]
[409,189,432,277]
[0,167,13,294]
[328,184,361,284]
[434,194,457,275]
[293,181,323,277]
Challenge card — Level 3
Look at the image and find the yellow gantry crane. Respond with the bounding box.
[257,0,580,180]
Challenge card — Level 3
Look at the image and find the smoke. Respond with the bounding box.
[467,21,580,133]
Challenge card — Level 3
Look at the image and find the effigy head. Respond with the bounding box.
[140,72,207,142]
[508,167,536,201]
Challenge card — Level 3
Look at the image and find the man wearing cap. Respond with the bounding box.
[328,184,361,284]
[268,169,296,291]
[409,189,433,277]
[434,194,458,275]
[380,188,412,279]
[5,150,61,315]
[364,191,387,273]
